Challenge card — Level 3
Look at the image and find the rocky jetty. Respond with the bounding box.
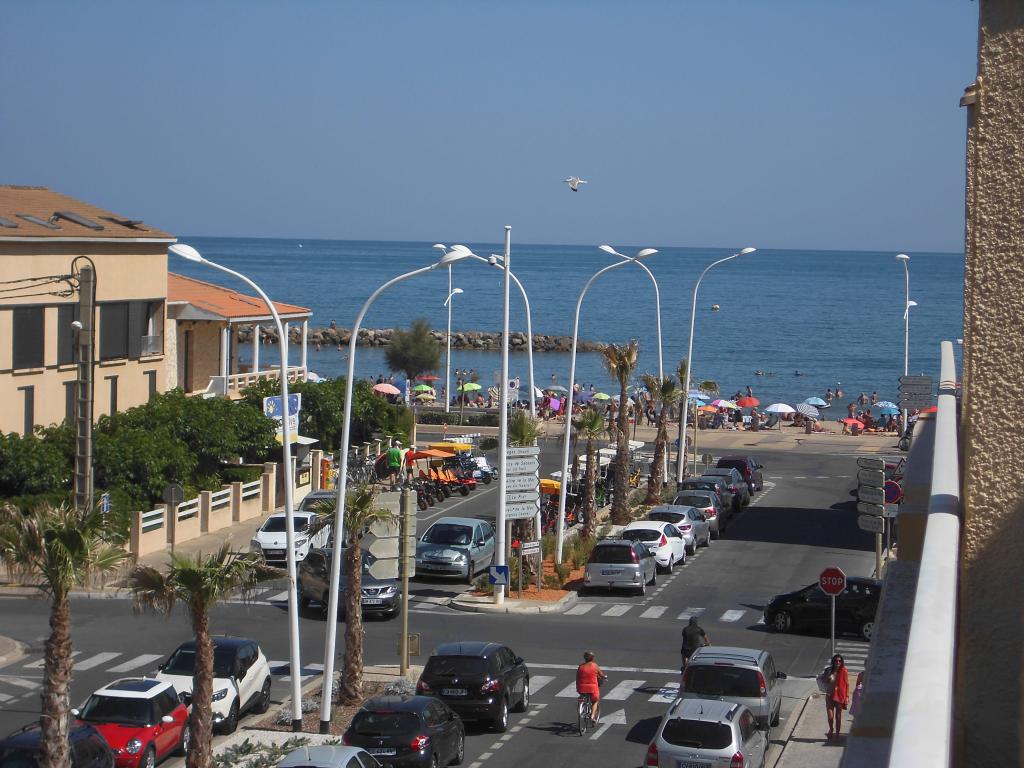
[235,325,607,353]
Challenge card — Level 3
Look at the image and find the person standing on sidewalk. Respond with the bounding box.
[680,616,710,670]
[822,654,849,741]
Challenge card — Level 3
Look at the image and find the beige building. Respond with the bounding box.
[0,185,173,435]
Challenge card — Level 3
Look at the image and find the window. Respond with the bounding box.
[17,386,34,436]
[99,301,162,361]
[12,306,44,369]
[57,303,80,365]
[105,375,118,414]
[145,370,157,400]
[65,381,76,423]
[99,303,129,360]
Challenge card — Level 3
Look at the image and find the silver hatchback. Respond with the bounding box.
[645,698,767,768]
[582,539,657,596]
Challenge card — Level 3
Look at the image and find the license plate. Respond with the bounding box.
[601,569,621,576]
[420,563,446,570]
[676,761,709,768]
[369,748,397,756]
[442,688,467,696]
[265,550,284,556]
[362,598,384,605]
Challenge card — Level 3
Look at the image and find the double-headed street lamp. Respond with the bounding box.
[597,245,664,380]
[675,247,756,485]
[443,281,464,413]
[168,243,306,732]
[555,247,658,563]
[896,253,917,430]
[318,246,471,730]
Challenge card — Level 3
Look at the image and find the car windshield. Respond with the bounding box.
[683,482,716,492]
[661,718,733,749]
[351,710,420,735]
[298,495,334,512]
[588,545,635,565]
[649,512,685,524]
[686,666,762,698]
[425,656,485,677]
[78,694,153,725]
[718,460,746,472]
[260,516,310,533]
[164,646,236,677]
[622,529,662,543]
[422,524,473,546]
[674,495,711,508]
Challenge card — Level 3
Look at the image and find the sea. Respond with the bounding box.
[172,237,964,409]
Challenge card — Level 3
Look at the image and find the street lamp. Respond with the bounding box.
[896,253,916,430]
[675,247,756,485]
[555,247,658,563]
[597,245,664,380]
[168,242,305,732]
[317,245,470,730]
[442,281,464,414]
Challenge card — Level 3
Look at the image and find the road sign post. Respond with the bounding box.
[819,567,846,657]
[857,463,886,577]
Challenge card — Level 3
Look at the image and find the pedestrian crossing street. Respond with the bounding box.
[564,602,758,625]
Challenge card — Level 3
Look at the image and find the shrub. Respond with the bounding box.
[417,411,499,427]
[541,533,557,558]
[474,574,493,594]
[554,561,570,584]
[220,465,265,484]
[479,436,498,451]
[543,573,562,590]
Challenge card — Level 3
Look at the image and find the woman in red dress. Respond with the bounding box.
[824,654,850,740]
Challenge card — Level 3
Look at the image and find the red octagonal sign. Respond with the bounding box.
[819,566,847,596]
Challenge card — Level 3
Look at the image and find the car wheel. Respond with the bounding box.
[175,722,191,756]
[253,678,271,714]
[703,531,712,547]
[664,555,674,574]
[465,561,475,585]
[513,678,530,712]
[140,746,156,768]
[221,700,239,734]
[860,620,874,641]
[430,750,441,768]
[492,697,509,732]
[638,577,646,596]
[451,731,465,765]
[773,611,793,634]
[710,526,719,540]
[770,704,780,727]
[482,474,492,485]
[685,542,695,556]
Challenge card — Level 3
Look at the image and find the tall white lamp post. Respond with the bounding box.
[675,248,756,485]
[598,245,664,380]
[555,248,658,563]
[318,247,470,730]
[168,243,305,732]
[896,253,915,430]
[443,282,463,413]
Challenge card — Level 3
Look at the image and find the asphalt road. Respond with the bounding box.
[0,447,884,768]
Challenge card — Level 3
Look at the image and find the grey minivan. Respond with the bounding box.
[415,517,495,583]
[645,698,767,768]
[583,539,657,596]
[679,646,786,729]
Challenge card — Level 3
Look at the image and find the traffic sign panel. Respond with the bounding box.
[856,456,886,471]
[521,540,541,555]
[858,485,885,505]
[506,446,540,457]
[819,567,847,596]
[505,474,539,492]
[488,565,510,586]
[884,504,899,518]
[900,394,933,408]
[857,469,885,488]
[505,457,540,475]
[884,480,903,504]
[857,501,885,517]
[505,501,540,520]
[899,375,932,389]
[858,514,885,534]
[505,491,540,505]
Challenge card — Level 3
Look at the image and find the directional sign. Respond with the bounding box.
[858,514,885,534]
[505,502,541,520]
[819,566,847,596]
[505,491,540,505]
[505,474,539,492]
[857,469,885,488]
[856,456,886,471]
[506,446,540,457]
[100,492,111,515]
[488,565,510,586]
[899,375,932,393]
[858,501,885,517]
[521,540,541,555]
[588,707,627,741]
[505,457,540,475]
[884,504,899,518]
[858,485,885,505]
[900,393,934,409]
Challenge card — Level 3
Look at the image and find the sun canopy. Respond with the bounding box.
[429,442,472,452]
[540,478,561,493]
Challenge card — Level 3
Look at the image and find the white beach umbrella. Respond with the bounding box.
[764,403,796,414]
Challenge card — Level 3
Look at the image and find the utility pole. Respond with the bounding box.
[73,262,96,515]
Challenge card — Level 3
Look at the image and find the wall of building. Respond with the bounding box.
[171,319,223,394]
[957,2,1024,763]
[0,241,168,433]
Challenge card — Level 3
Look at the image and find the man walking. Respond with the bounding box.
[681,616,711,670]
[386,441,403,490]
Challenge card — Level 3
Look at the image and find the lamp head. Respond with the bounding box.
[432,243,447,252]
[169,243,204,263]
[488,255,499,266]
[738,247,756,256]
[450,244,472,253]
[70,320,83,332]
[598,244,622,257]
[635,248,658,260]
[452,288,464,296]
[907,300,918,308]
[435,250,470,268]
[895,253,910,261]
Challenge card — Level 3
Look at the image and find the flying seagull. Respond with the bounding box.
[564,176,588,192]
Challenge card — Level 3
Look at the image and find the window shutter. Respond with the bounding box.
[57,304,79,365]
[99,303,129,360]
[12,307,44,369]
[128,301,146,359]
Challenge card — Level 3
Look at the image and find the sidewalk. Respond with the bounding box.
[774,692,847,768]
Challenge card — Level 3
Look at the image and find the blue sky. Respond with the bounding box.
[2,1,976,251]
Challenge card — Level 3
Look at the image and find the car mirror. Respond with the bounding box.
[515,656,524,665]
[477,540,486,547]
[71,708,80,717]
[161,715,175,724]
[777,671,787,679]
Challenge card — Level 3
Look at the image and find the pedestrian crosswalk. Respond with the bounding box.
[565,602,758,625]
[834,640,869,675]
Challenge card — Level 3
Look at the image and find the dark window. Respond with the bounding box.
[57,304,80,365]
[661,718,733,749]
[99,303,129,360]
[424,656,485,677]
[622,529,661,543]
[17,386,34,436]
[345,759,362,768]
[685,666,762,698]
[145,370,157,400]
[106,375,117,414]
[12,306,45,369]
[65,380,76,423]
[588,545,634,565]
[351,710,420,735]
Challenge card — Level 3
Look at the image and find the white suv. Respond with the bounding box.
[250,511,329,565]
[155,636,272,733]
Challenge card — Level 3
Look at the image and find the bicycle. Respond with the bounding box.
[577,693,596,736]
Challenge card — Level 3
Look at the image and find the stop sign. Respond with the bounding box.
[819,566,847,596]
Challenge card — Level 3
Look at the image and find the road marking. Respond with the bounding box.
[266,591,290,603]
[0,676,39,690]
[648,681,680,703]
[677,607,705,620]
[0,692,13,702]
[420,483,499,522]
[499,734,512,741]
[565,604,595,616]
[793,476,806,480]
[719,610,746,623]
[602,604,631,617]
[815,476,829,479]
[589,707,627,740]
[271,661,324,682]
[529,675,555,695]
[555,682,578,698]
[108,654,164,673]
[76,652,121,671]
[479,753,493,760]
[604,679,645,700]
[768,476,783,479]
[529,662,679,675]
[25,652,79,669]
[640,606,667,619]
[509,726,522,733]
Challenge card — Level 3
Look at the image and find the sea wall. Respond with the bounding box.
[236,325,608,353]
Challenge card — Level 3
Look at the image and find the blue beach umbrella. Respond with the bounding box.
[879,406,900,415]
[804,397,827,406]
[876,400,898,409]
[688,390,709,401]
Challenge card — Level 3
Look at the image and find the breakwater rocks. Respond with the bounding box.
[236,325,608,353]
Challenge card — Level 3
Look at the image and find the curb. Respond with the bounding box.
[770,693,814,768]
[0,636,27,667]
[448,590,578,615]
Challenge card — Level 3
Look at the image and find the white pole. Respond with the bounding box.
[445,265,452,414]
[252,323,260,374]
[512,273,537,420]
[495,226,512,604]
[899,254,911,433]
[301,319,308,380]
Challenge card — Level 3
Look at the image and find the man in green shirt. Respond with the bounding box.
[387,441,403,490]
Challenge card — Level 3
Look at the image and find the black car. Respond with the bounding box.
[298,547,401,619]
[416,642,529,732]
[765,577,882,641]
[0,723,114,768]
[676,480,733,532]
[343,695,464,768]
[716,455,764,493]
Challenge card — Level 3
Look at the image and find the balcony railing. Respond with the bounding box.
[140,335,162,356]
[198,366,307,398]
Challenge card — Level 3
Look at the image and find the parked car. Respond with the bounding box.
[716,455,765,493]
[154,636,271,734]
[250,510,330,566]
[582,539,657,595]
[672,490,726,538]
[646,505,711,554]
[343,695,464,767]
[416,641,530,732]
[697,475,737,514]
[702,467,750,509]
[678,478,733,526]
[765,577,882,640]
[620,520,686,572]
[278,745,382,768]
[297,490,335,513]
[0,723,114,768]
[645,698,768,768]
[298,547,401,620]
[415,517,495,583]
[73,678,189,768]
[679,646,786,729]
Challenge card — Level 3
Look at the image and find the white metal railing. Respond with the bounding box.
[888,340,960,766]
[222,366,307,395]
[177,497,199,521]
[210,488,231,510]
[141,507,164,533]
[241,480,261,499]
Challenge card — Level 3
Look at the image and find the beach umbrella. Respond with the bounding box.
[804,397,828,406]
[710,399,739,410]
[413,383,434,392]
[840,417,862,426]
[458,382,482,392]
[764,403,795,414]
[736,396,759,408]
[688,390,709,401]
[547,385,569,393]
[698,405,718,413]
[593,392,611,400]
[533,386,545,398]
[373,382,400,395]
[415,392,435,401]
[796,403,820,419]
[876,400,898,409]
[417,374,441,381]
[576,391,594,403]
[879,406,900,415]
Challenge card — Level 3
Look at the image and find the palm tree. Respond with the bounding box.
[508,409,541,448]
[0,503,126,768]
[642,374,679,504]
[602,340,640,524]
[129,546,280,768]
[574,408,606,539]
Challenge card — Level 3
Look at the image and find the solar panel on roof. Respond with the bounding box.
[16,214,60,230]
[54,211,104,230]
[0,216,18,228]
[99,215,147,231]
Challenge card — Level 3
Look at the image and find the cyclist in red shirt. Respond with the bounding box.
[576,651,607,723]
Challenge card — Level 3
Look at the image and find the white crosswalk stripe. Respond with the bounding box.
[555,682,579,698]
[639,606,666,619]
[604,679,645,700]
[0,691,14,703]
[677,607,705,621]
[266,591,290,603]
[271,661,324,683]
[108,654,164,674]
[565,603,595,616]
[25,652,79,668]
[648,681,680,704]
[76,652,122,671]
[0,676,39,690]
[529,675,555,695]
[719,610,745,623]
[601,604,631,617]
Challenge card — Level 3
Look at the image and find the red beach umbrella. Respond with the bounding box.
[736,396,759,408]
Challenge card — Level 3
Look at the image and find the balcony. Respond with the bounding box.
[199,366,307,399]
[140,334,162,356]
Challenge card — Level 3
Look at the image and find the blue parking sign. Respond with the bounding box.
[488,565,510,586]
